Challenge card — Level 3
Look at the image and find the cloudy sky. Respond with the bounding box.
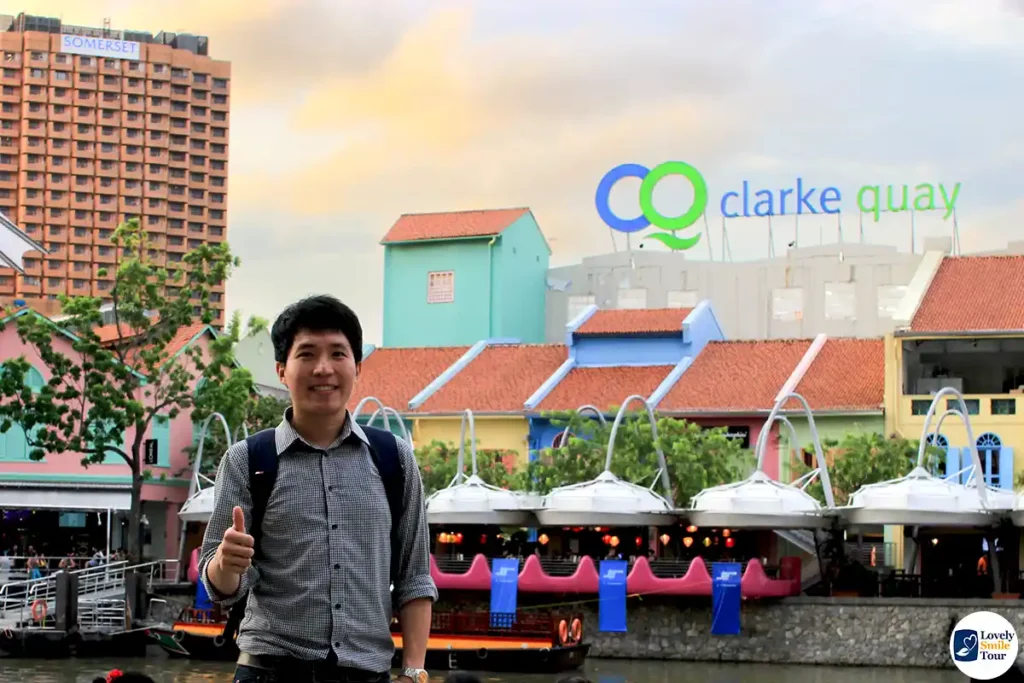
[16,0,1024,342]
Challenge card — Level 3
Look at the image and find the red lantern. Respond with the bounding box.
[635,536,643,547]
[602,534,612,545]
[725,537,735,549]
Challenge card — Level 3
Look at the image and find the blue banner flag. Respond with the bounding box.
[489,558,519,628]
[711,561,742,636]
[195,577,213,611]
[598,560,628,633]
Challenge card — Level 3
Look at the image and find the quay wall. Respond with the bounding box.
[437,594,1024,669]
[147,588,1024,669]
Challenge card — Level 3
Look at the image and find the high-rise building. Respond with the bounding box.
[0,13,230,324]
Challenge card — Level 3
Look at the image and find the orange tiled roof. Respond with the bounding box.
[98,321,208,359]
[575,308,692,336]
[416,344,568,413]
[380,208,529,244]
[348,346,471,412]
[790,338,884,411]
[911,255,1024,333]
[659,340,811,412]
[536,365,675,412]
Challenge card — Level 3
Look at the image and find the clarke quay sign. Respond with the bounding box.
[594,160,962,251]
[59,34,141,61]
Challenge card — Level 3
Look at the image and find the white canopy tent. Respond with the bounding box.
[352,396,414,448]
[840,388,1010,528]
[533,395,677,528]
[176,412,243,568]
[425,409,538,526]
[686,391,835,529]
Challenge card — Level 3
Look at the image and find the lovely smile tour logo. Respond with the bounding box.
[594,161,961,251]
[950,611,1019,680]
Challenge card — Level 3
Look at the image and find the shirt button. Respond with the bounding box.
[334,641,340,648]
[334,563,340,570]
[328,485,333,491]
[331,524,338,530]
[334,603,341,610]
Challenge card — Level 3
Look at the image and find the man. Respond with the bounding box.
[200,295,437,683]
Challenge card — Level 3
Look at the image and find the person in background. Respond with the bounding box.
[201,295,437,683]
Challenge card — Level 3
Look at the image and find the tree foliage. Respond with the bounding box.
[524,411,754,507]
[791,431,943,506]
[415,439,526,497]
[0,218,246,559]
[186,311,287,478]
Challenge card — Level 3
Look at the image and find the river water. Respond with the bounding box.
[3,655,969,683]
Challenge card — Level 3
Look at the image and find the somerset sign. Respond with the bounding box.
[60,34,141,61]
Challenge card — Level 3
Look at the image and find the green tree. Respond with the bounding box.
[791,431,943,506]
[415,439,526,497]
[187,310,287,478]
[0,218,244,560]
[525,410,753,507]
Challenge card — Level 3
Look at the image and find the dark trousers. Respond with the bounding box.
[233,652,389,683]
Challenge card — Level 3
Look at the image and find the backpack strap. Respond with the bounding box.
[361,425,406,587]
[245,428,280,561]
[223,428,277,639]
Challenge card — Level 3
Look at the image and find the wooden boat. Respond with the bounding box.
[149,607,589,674]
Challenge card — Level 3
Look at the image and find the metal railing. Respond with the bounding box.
[0,557,179,626]
[78,598,129,632]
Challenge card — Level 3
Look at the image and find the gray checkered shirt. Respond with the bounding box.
[199,410,438,673]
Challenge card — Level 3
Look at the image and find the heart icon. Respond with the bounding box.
[963,634,978,650]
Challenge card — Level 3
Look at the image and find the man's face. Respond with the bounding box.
[276,329,359,418]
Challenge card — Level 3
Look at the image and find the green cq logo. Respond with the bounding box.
[595,162,708,251]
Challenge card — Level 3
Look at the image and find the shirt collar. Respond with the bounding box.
[275,406,369,454]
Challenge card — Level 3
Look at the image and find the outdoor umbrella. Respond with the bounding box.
[0,210,45,273]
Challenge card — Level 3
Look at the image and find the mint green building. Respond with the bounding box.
[380,208,551,348]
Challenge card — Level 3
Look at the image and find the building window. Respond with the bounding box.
[567,295,595,321]
[977,433,1003,487]
[877,284,907,319]
[665,290,699,309]
[616,288,647,309]
[427,270,454,304]
[824,282,856,320]
[771,287,804,322]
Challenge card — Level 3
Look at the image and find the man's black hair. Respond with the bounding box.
[271,295,363,364]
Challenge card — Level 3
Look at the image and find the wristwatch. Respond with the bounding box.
[398,668,428,683]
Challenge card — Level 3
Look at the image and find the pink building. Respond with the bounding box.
[0,308,214,561]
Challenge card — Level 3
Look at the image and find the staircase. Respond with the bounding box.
[0,559,178,631]
[773,529,823,590]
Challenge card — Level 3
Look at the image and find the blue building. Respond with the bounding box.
[523,302,727,459]
[380,208,551,348]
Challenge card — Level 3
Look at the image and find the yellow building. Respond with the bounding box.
[883,251,1024,567]
[884,252,1022,484]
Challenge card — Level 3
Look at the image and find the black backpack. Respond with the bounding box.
[222,425,406,637]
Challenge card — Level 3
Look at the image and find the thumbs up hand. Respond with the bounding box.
[216,505,255,576]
